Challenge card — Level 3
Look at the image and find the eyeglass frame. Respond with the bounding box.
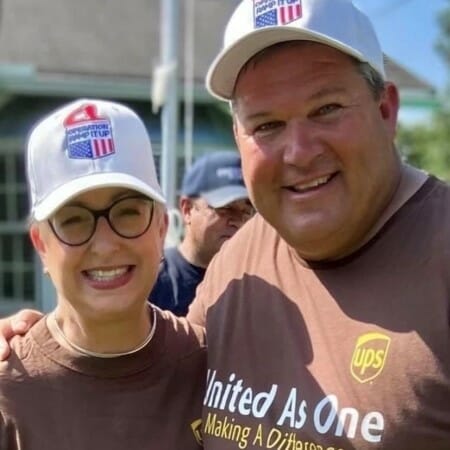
[190,197,255,222]
[47,194,155,246]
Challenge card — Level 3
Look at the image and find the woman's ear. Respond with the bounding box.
[30,223,54,278]
[160,210,169,241]
[29,223,49,272]
[154,207,169,256]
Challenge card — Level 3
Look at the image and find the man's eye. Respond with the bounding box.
[315,104,342,116]
[253,121,284,135]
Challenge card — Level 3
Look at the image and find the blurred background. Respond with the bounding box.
[0,0,448,315]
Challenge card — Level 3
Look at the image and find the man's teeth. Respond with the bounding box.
[86,267,128,281]
[294,175,330,191]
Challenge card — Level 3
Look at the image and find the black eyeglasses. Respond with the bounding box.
[193,199,255,222]
[48,195,155,246]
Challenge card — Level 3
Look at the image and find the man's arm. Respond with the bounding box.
[0,309,43,360]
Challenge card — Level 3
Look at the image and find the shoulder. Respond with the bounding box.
[403,176,450,237]
[0,332,35,385]
[413,176,450,207]
[149,249,180,307]
[163,247,185,266]
[187,214,277,325]
[215,213,277,257]
[431,177,450,212]
[158,247,193,277]
[155,307,207,377]
[205,213,279,274]
[0,316,59,382]
[156,307,206,354]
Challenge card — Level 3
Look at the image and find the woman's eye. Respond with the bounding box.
[59,215,85,227]
[117,207,141,217]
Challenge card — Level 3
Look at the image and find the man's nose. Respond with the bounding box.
[282,121,324,167]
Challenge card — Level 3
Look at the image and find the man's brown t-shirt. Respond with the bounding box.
[189,176,450,450]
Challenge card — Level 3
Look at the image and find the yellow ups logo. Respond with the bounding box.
[191,418,203,445]
[351,332,391,383]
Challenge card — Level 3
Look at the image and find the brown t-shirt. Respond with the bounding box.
[189,176,450,450]
[0,308,206,450]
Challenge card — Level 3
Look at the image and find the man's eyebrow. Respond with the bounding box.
[238,87,348,122]
[307,86,348,101]
[239,110,273,122]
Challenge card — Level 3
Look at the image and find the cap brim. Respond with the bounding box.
[201,185,249,208]
[33,172,166,221]
[206,26,374,101]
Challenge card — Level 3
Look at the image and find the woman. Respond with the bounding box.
[0,99,205,450]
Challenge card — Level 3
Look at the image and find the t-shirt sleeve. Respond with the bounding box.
[186,245,227,327]
[187,216,258,326]
[186,279,208,327]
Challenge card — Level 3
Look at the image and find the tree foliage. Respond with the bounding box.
[395,1,450,181]
[397,111,450,181]
[436,0,450,68]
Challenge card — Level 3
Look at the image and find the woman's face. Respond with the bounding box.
[30,187,168,321]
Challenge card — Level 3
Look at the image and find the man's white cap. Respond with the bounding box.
[27,98,166,221]
[207,0,385,101]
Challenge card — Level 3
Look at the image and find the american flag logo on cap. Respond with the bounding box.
[254,0,302,28]
[64,103,115,160]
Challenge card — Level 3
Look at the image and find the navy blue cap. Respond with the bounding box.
[181,151,248,208]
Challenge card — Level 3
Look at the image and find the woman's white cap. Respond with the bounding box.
[27,98,166,221]
[206,0,385,101]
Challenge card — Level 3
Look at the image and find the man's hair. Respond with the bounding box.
[230,41,386,112]
[355,60,385,100]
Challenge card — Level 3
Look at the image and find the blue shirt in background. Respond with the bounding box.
[149,247,206,316]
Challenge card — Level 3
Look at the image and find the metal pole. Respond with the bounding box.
[159,0,179,208]
[184,0,195,170]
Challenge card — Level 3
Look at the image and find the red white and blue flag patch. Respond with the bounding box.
[254,0,302,28]
[64,104,115,160]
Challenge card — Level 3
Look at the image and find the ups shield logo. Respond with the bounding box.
[351,332,391,383]
[191,418,203,445]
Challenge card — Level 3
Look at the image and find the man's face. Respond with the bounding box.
[232,42,400,261]
[183,196,254,264]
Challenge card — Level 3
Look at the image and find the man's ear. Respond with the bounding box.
[378,82,399,137]
[179,196,194,225]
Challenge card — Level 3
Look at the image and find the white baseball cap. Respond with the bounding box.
[207,0,385,101]
[27,99,166,221]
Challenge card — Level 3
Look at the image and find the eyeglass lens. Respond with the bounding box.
[49,196,154,246]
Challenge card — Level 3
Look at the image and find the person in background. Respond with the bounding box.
[0,99,205,450]
[150,151,253,316]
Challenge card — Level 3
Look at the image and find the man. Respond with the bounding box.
[186,0,450,448]
[150,151,253,316]
[1,1,449,449]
